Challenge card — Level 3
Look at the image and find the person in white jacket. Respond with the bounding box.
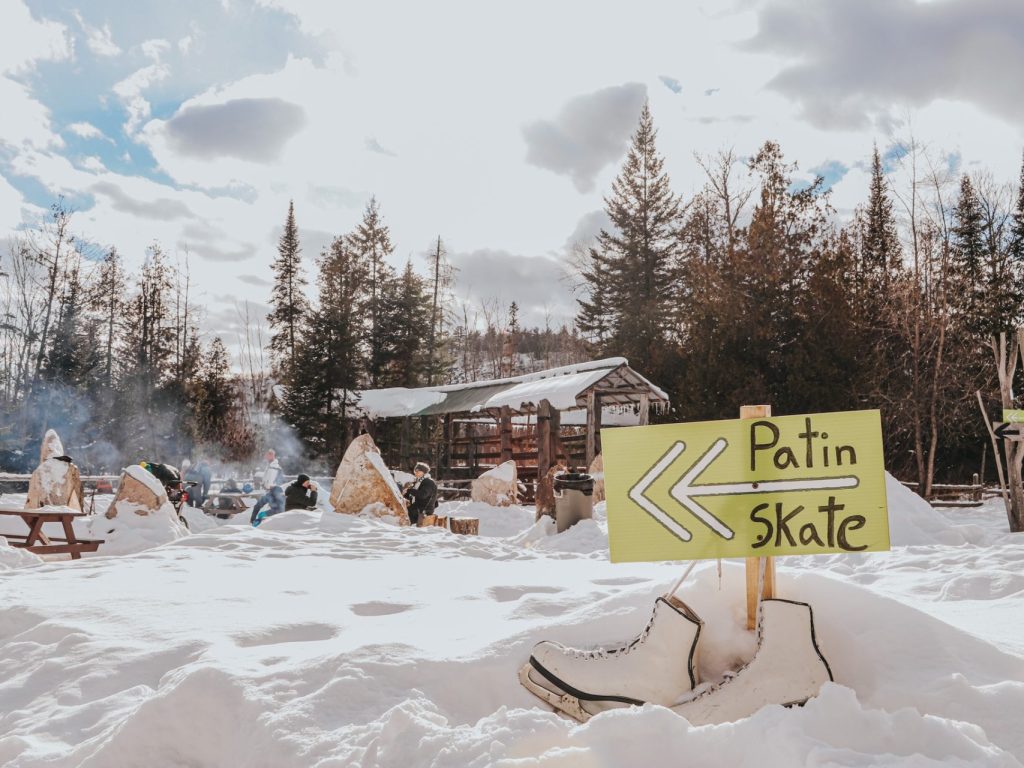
[251,449,285,526]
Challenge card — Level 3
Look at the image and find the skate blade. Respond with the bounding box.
[516,663,637,723]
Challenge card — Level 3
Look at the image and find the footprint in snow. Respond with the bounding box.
[350,601,416,616]
[590,577,648,587]
[487,586,565,602]
[232,622,337,647]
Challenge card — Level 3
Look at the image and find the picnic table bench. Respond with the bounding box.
[0,506,103,559]
[201,492,259,519]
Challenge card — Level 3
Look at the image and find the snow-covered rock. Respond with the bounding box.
[329,434,410,524]
[25,429,83,511]
[471,460,520,507]
[90,465,187,554]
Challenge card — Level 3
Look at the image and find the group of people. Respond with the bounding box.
[250,449,319,526]
[140,448,438,528]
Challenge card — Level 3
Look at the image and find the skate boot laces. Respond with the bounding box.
[569,613,656,660]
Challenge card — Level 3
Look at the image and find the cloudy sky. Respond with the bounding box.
[2,0,1023,348]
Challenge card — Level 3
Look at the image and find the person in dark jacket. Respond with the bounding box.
[184,457,213,507]
[284,474,319,511]
[402,461,438,525]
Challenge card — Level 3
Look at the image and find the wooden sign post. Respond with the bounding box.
[741,405,775,630]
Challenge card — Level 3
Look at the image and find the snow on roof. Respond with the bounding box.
[473,367,614,413]
[355,358,668,418]
[354,388,447,419]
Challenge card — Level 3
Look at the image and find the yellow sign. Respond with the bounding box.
[603,410,889,562]
[1003,409,1024,424]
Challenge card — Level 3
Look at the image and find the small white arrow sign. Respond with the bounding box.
[629,438,861,543]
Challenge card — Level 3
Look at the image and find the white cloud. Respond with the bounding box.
[0,173,29,233]
[72,11,121,57]
[67,121,105,140]
[0,1,70,75]
[113,61,171,135]
[78,156,107,173]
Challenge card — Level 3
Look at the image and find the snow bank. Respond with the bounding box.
[85,507,188,556]
[441,500,535,538]
[885,473,988,546]
[0,536,42,569]
[1,461,1021,766]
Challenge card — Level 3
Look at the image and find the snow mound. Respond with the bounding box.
[440,500,535,538]
[885,473,987,546]
[0,536,42,569]
[86,503,188,556]
[510,515,609,555]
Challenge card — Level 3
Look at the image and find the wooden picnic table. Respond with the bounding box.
[201,492,258,519]
[0,506,103,559]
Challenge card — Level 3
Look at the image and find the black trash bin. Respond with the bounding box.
[553,472,595,533]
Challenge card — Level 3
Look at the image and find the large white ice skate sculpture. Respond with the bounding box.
[671,599,833,725]
[519,595,703,721]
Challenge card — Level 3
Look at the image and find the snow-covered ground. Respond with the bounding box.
[1,478,1022,767]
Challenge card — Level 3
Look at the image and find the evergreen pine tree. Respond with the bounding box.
[385,259,432,387]
[269,201,308,381]
[860,144,901,291]
[951,174,986,337]
[1006,152,1024,328]
[91,247,126,387]
[347,197,396,386]
[284,238,370,458]
[424,236,455,385]
[575,102,680,370]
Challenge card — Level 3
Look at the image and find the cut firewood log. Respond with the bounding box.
[450,517,479,536]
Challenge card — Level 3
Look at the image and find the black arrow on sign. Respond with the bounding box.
[994,422,1023,439]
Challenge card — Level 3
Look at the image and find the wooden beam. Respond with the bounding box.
[585,391,597,466]
[536,399,553,520]
[400,416,412,468]
[638,393,650,426]
[499,405,513,463]
[742,404,776,630]
[442,415,453,472]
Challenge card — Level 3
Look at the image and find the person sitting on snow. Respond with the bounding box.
[284,474,319,511]
[402,461,438,525]
[250,449,284,526]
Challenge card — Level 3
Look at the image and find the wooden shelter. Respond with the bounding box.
[346,358,669,490]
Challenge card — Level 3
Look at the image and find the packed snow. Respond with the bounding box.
[0,472,1022,766]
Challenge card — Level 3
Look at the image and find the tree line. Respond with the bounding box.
[2,102,1021,486]
[576,104,1024,493]
[0,207,255,472]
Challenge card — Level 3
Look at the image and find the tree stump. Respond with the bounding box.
[418,514,438,528]
[433,515,449,529]
[450,517,479,536]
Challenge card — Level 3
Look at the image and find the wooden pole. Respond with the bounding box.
[536,399,552,520]
[742,404,776,630]
[400,416,412,468]
[499,406,513,463]
[549,407,564,466]
[585,391,597,466]
[638,392,650,426]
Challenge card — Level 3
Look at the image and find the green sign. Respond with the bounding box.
[603,410,889,562]
[1003,409,1024,424]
